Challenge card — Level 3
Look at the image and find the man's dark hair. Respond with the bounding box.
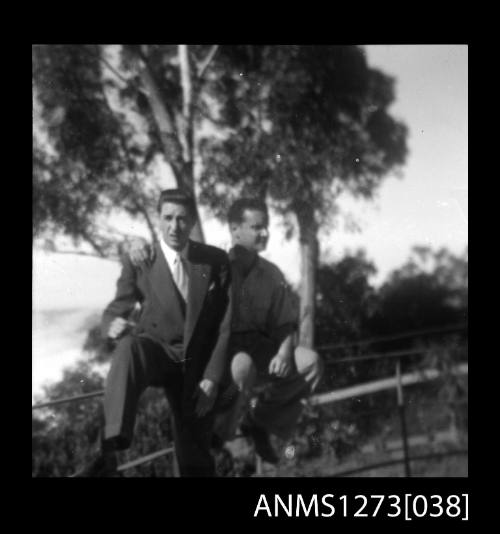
[157,188,197,217]
[227,198,269,225]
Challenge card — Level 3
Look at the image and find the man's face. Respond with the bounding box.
[230,209,269,253]
[159,201,195,251]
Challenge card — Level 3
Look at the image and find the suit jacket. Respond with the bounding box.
[101,240,232,392]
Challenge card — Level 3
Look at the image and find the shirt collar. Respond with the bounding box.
[160,238,189,273]
[229,245,259,277]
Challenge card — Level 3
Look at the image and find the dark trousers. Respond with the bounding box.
[103,335,215,477]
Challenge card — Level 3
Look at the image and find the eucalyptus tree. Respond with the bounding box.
[33,44,220,255]
[198,45,408,347]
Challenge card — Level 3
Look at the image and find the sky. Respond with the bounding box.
[32,44,468,400]
[320,44,468,280]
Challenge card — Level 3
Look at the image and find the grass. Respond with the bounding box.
[254,442,468,478]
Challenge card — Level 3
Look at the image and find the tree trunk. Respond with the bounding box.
[137,49,204,242]
[297,209,318,349]
[178,45,204,243]
[137,60,185,177]
[178,44,194,163]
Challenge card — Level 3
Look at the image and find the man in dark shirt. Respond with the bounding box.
[214,198,323,463]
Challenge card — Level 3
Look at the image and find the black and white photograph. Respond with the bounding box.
[32,45,468,486]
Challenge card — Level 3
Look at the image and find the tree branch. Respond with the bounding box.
[79,229,109,258]
[114,124,158,242]
[197,45,219,80]
[87,45,147,96]
[196,104,229,128]
[97,49,130,87]
[178,45,194,164]
[135,53,186,180]
[179,45,193,118]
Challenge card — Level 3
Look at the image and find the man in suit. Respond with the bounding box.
[77,188,231,477]
[129,198,322,466]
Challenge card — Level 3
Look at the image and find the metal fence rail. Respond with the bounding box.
[310,363,468,406]
[32,390,105,410]
[116,447,175,472]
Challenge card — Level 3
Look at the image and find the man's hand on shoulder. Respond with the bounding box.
[128,237,154,266]
[107,317,130,340]
[194,378,219,417]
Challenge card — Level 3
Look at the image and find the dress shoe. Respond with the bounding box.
[210,432,225,451]
[240,416,279,464]
[213,447,235,477]
[214,383,239,412]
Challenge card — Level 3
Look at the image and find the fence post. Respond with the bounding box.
[396,358,411,477]
[255,455,263,476]
[169,413,180,477]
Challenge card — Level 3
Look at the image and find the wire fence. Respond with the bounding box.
[315,322,467,352]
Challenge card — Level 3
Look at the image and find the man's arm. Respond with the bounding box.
[101,256,143,339]
[194,258,232,416]
[128,237,155,266]
[268,333,294,378]
[201,258,232,384]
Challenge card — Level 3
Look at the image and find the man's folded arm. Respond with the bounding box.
[201,259,232,385]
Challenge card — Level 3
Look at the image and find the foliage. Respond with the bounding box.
[315,250,378,348]
[32,360,105,477]
[33,47,119,250]
[284,246,468,466]
[421,337,468,439]
[316,245,468,366]
[372,246,468,337]
[33,45,185,254]
[32,361,175,477]
[198,45,408,227]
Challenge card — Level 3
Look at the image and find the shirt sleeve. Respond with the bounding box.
[267,271,298,344]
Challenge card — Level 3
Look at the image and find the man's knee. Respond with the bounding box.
[294,346,324,387]
[107,335,146,381]
[231,352,257,391]
[111,335,138,364]
[115,334,135,351]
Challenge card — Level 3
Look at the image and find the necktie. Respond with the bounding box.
[173,254,188,301]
